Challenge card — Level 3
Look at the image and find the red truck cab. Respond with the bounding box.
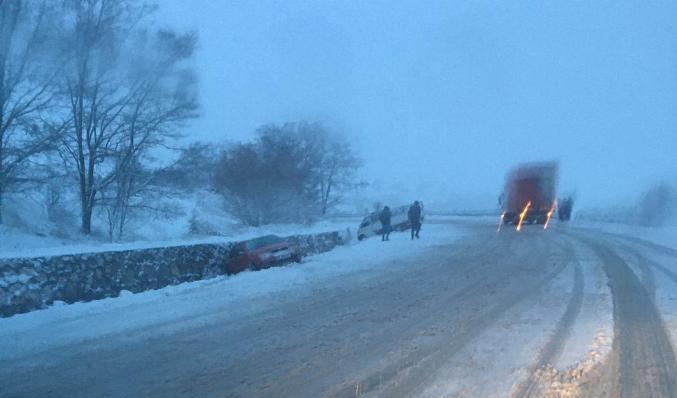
[501,162,558,225]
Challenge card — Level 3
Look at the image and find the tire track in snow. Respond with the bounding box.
[580,236,677,398]
[333,232,573,398]
[511,238,584,398]
[605,235,677,287]
[0,232,517,398]
[575,227,677,259]
[279,232,543,398]
[615,235,677,259]
[608,243,657,302]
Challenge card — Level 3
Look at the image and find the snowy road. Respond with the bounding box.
[3,219,677,397]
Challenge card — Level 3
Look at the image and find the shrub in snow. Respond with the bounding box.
[638,183,675,226]
[213,122,360,226]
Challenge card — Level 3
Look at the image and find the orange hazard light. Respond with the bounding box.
[516,201,531,232]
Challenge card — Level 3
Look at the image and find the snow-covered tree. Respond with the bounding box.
[214,122,360,225]
[0,0,64,224]
[57,0,197,234]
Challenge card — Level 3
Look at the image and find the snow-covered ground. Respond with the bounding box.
[0,218,359,259]
[4,217,677,397]
[652,250,677,359]
[0,189,362,259]
[0,221,468,361]
[573,220,677,251]
[414,232,614,398]
[589,220,677,374]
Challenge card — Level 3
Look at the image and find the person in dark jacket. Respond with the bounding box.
[558,197,574,221]
[408,201,422,239]
[380,206,392,241]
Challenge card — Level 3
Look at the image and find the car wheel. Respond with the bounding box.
[358,234,366,241]
[248,262,258,271]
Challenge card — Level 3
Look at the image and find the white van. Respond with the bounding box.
[356,204,424,240]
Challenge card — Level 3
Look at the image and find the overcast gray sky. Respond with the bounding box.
[157,0,677,209]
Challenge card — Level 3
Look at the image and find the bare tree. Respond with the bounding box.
[100,163,174,241]
[153,142,218,191]
[313,129,361,215]
[58,0,197,234]
[99,156,141,241]
[100,29,197,240]
[257,122,361,215]
[213,122,361,226]
[0,0,64,224]
[213,143,277,226]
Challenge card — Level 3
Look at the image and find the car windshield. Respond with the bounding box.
[246,235,282,250]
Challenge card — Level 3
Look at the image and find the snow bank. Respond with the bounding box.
[0,221,467,361]
[573,221,677,251]
[0,218,359,260]
[0,187,361,259]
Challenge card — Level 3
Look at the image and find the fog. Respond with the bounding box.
[159,0,677,210]
[6,3,677,395]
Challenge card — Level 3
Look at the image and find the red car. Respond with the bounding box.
[227,235,303,274]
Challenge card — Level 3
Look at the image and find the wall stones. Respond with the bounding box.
[0,229,349,318]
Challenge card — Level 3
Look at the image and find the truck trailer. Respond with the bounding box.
[501,162,558,227]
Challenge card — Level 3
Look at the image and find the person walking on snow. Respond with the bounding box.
[408,201,422,240]
[380,206,392,241]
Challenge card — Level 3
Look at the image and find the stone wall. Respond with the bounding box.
[0,229,350,318]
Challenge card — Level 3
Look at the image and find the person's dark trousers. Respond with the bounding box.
[411,223,421,239]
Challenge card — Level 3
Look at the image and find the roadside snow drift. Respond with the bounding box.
[0,221,467,361]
